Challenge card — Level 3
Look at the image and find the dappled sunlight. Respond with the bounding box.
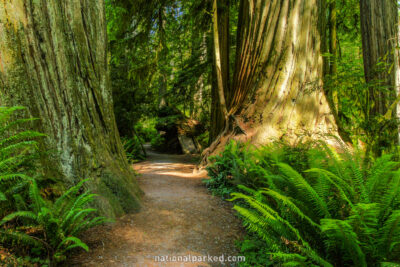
[69,150,243,267]
[135,161,206,179]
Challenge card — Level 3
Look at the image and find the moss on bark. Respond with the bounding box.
[0,0,142,218]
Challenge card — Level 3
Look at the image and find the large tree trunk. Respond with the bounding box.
[205,0,339,159]
[0,0,142,218]
[359,0,400,152]
[231,0,337,143]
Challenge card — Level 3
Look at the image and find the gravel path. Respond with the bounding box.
[68,147,244,267]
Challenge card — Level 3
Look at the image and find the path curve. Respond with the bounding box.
[69,147,244,267]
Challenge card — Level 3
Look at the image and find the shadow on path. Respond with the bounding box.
[68,146,244,267]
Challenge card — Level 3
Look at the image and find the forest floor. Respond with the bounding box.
[68,145,244,267]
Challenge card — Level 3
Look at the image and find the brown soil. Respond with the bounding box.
[68,147,244,267]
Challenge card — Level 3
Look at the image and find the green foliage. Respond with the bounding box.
[122,136,146,162]
[134,121,158,142]
[150,134,166,152]
[208,141,400,266]
[151,106,185,153]
[1,179,109,263]
[106,0,214,135]
[324,42,399,156]
[0,107,109,265]
[0,106,44,218]
[205,140,313,197]
[236,236,273,267]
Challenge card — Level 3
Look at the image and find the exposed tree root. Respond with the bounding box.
[200,114,245,167]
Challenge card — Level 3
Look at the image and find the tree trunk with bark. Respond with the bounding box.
[0,0,142,218]
[329,1,338,76]
[205,0,340,160]
[157,6,168,108]
[323,0,351,143]
[232,0,337,142]
[359,0,400,150]
[210,0,231,143]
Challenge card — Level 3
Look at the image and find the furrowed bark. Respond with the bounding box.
[359,0,400,149]
[210,0,231,143]
[0,0,142,218]
[204,0,340,162]
[233,0,338,141]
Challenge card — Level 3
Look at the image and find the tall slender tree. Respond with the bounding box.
[210,0,231,142]
[157,5,168,108]
[0,0,142,217]
[359,0,400,153]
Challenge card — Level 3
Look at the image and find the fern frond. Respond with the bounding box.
[321,219,367,267]
[276,163,331,218]
[62,208,97,234]
[53,179,89,214]
[0,173,32,182]
[260,188,320,229]
[305,168,354,208]
[232,192,312,249]
[56,236,89,252]
[0,211,37,225]
[0,191,6,201]
[367,155,398,201]
[379,171,400,218]
[28,180,44,213]
[0,131,44,148]
[378,210,400,256]
[233,205,280,247]
[0,229,43,248]
[69,216,109,236]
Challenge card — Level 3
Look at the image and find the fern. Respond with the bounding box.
[276,163,331,218]
[321,219,367,267]
[0,107,109,264]
[210,140,400,266]
[1,178,109,263]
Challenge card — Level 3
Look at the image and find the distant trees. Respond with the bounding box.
[157,4,168,108]
[359,0,400,154]
[0,0,141,217]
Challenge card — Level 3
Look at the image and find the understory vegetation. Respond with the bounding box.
[0,107,109,266]
[1,0,400,265]
[206,141,400,266]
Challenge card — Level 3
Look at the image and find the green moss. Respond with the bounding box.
[99,170,141,214]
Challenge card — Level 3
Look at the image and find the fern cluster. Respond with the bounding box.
[207,141,400,266]
[0,107,108,265]
[1,179,109,263]
[0,106,44,218]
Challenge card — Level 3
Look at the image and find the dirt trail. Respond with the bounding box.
[69,147,244,267]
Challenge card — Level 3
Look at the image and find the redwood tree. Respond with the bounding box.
[0,0,142,217]
[207,0,339,156]
[210,0,231,142]
[359,0,400,153]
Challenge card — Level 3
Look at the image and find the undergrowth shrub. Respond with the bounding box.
[207,140,400,266]
[205,141,313,198]
[0,107,109,266]
[150,134,166,151]
[134,121,158,142]
[122,136,146,162]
